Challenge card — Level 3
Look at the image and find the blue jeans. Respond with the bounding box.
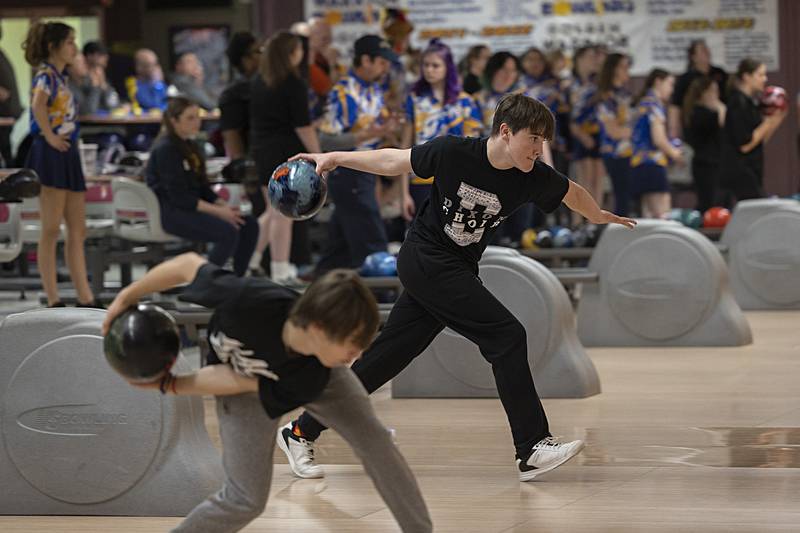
[316,167,388,273]
[160,204,258,276]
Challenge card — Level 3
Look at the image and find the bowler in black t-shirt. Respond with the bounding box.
[102,253,432,533]
[284,93,636,482]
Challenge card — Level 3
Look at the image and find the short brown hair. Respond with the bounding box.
[491,93,555,141]
[288,269,379,349]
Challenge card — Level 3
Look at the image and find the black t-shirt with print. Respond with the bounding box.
[409,135,570,264]
[179,264,330,418]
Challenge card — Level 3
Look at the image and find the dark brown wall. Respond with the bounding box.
[764,0,799,196]
[256,0,303,39]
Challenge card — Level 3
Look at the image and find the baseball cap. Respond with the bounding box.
[354,34,397,62]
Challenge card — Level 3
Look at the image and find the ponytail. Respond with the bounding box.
[22,21,73,66]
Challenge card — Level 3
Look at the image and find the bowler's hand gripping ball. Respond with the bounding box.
[268,159,328,220]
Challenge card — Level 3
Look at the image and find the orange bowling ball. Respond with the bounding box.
[703,207,731,228]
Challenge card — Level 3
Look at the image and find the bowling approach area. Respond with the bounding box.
[0,294,797,532]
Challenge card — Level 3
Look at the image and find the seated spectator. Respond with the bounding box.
[145,96,257,276]
[83,40,119,110]
[169,53,216,111]
[67,52,119,115]
[126,48,167,114]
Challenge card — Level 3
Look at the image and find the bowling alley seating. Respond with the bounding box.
[0,307,222,515]
[720,198,800,310]
[0,202,23,263]
[112,177,182,244]
[576,219,752,347]
[392,246,600,399]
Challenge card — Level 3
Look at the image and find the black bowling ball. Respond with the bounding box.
[104,304,180,383]
[0,168,40,201]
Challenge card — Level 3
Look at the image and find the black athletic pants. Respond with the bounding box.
[691,158,720,213]
[298,237,551,457]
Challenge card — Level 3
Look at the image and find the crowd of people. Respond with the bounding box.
[1,13,795,533]
[1,14,793,300]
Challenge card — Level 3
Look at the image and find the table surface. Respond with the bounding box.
[78,111,220,125]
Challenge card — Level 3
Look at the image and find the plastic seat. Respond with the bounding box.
[0,202,23,262]
[111,177,180,243]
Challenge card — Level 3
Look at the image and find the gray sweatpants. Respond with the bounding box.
[172,367,432,533]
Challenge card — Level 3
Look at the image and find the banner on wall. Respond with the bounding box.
[303,0,779,75]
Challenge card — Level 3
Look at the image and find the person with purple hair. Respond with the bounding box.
[400,39,482,214]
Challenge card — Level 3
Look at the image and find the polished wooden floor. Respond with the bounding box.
[2,310,799,532]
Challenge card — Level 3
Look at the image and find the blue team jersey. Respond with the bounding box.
[321,70,385,151]
[29,63,78,141]
[568,76,599,135]
[125,76,167,114]
[405,90,482,184]
[597,87,633,158]
[631,90,668,167]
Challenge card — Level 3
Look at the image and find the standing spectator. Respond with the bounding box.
[596,53,633,217]
[23,22,99,307]
[668,39,727,138]
[478,51,521,130]
[146,96,257,276]
[220,32,260,160]
[314,34,396,275]
[126,48,167,114]
[459,44,490,96]
[0,22,22,166]
[547,49,570,83]
[307,17,333,96]
[521,47,568,172]
[247,31,322,285]
[402,38,482,216]
[381,7,415,93]
[169,53,216,111]
[568,46,604,218]
[682,76,726,211]
[719,59,787,204]
[630,69,682,219]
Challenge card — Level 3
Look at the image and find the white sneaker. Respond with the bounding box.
[516,436,585,482]
[276,422,324,479]
[271,275,309,290]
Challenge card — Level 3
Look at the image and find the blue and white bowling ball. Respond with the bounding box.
[360,252,397,277]
[268,159,327,220]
